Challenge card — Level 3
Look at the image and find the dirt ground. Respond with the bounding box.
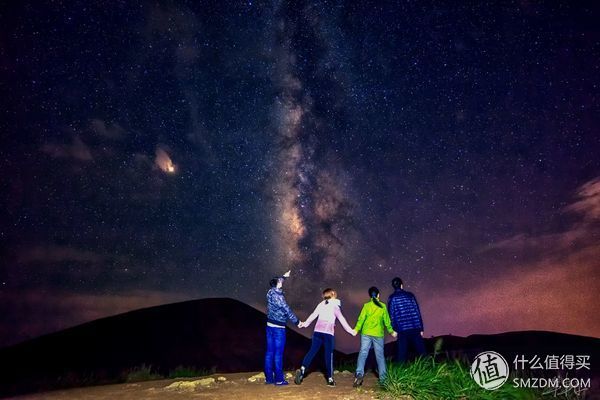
[11,371,408,400]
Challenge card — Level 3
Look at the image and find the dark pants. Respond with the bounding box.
[396,328,426,363]
[265,326,286,383]
[301,332,335,379]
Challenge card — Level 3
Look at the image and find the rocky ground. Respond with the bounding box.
[12,371,407,400]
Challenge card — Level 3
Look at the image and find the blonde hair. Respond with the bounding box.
[323,288,337,301]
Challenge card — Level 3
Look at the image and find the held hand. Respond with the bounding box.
[283,270,291,278]
[391,331,398,338]
[420,331,424,337]
[298,321,305,328]
[351,329,358,337]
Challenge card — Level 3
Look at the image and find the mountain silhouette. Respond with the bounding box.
[0,298,341,397]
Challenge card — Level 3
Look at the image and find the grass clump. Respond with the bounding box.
[335,359,356,373]
[381,357,540,400]
[125,364,163,382]
[168,365,209,378]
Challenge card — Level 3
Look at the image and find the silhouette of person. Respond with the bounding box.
[387,277,426,363]
[264,270,299,385]
[353,286,397,386]
[294,288,356,387]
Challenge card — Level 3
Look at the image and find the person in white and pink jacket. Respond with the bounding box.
[294,288,357,387]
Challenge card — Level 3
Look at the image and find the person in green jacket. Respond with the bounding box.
[353,286,397,387]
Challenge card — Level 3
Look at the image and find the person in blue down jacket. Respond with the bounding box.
[265,270,300,385]
[387,277,426,363]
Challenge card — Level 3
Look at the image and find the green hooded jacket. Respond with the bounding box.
[354,299,394,337]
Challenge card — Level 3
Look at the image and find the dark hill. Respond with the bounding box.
[377,330,600,362]
[427,330,600,361]
[0,298,341,397]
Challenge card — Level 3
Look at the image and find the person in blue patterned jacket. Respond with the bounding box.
[387,277,426,363]
[265,270,300,385]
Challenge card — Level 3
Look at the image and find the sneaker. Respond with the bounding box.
[274,380,289,386]
[353,373,364,388]
[294,367,305,385]
[327,377,336,387]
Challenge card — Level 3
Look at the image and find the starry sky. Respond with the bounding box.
[1,1,599,352]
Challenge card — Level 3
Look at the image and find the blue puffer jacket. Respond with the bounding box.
[267,287,299,327]
[387,289,424,332]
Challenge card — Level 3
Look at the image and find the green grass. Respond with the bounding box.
[380,357,541,400]
[125,364,163,382]
[125,364,210,382]
[335,359,356,373]
[168,365,210,378]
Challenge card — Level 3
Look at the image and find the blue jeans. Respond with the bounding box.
[265,326,286,383]
[301,332,335,378]
[396,329,426,363]
[356,334,387,381]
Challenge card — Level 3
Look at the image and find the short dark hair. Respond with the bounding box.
[269,278,279,288]
[392,277,403,289]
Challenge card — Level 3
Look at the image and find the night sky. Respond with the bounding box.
[1,1,599,352]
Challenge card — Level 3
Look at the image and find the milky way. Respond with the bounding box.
[270,2,356,284]
[1,1,599,351]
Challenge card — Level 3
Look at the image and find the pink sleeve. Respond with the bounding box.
[304,303,321,327]
[334,306,354,334]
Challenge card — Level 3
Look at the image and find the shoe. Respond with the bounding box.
[327,377,336,387]
[353,373,364,388]
[274,380,289,386]
[265,381,274,385]
[294,367,305,385]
